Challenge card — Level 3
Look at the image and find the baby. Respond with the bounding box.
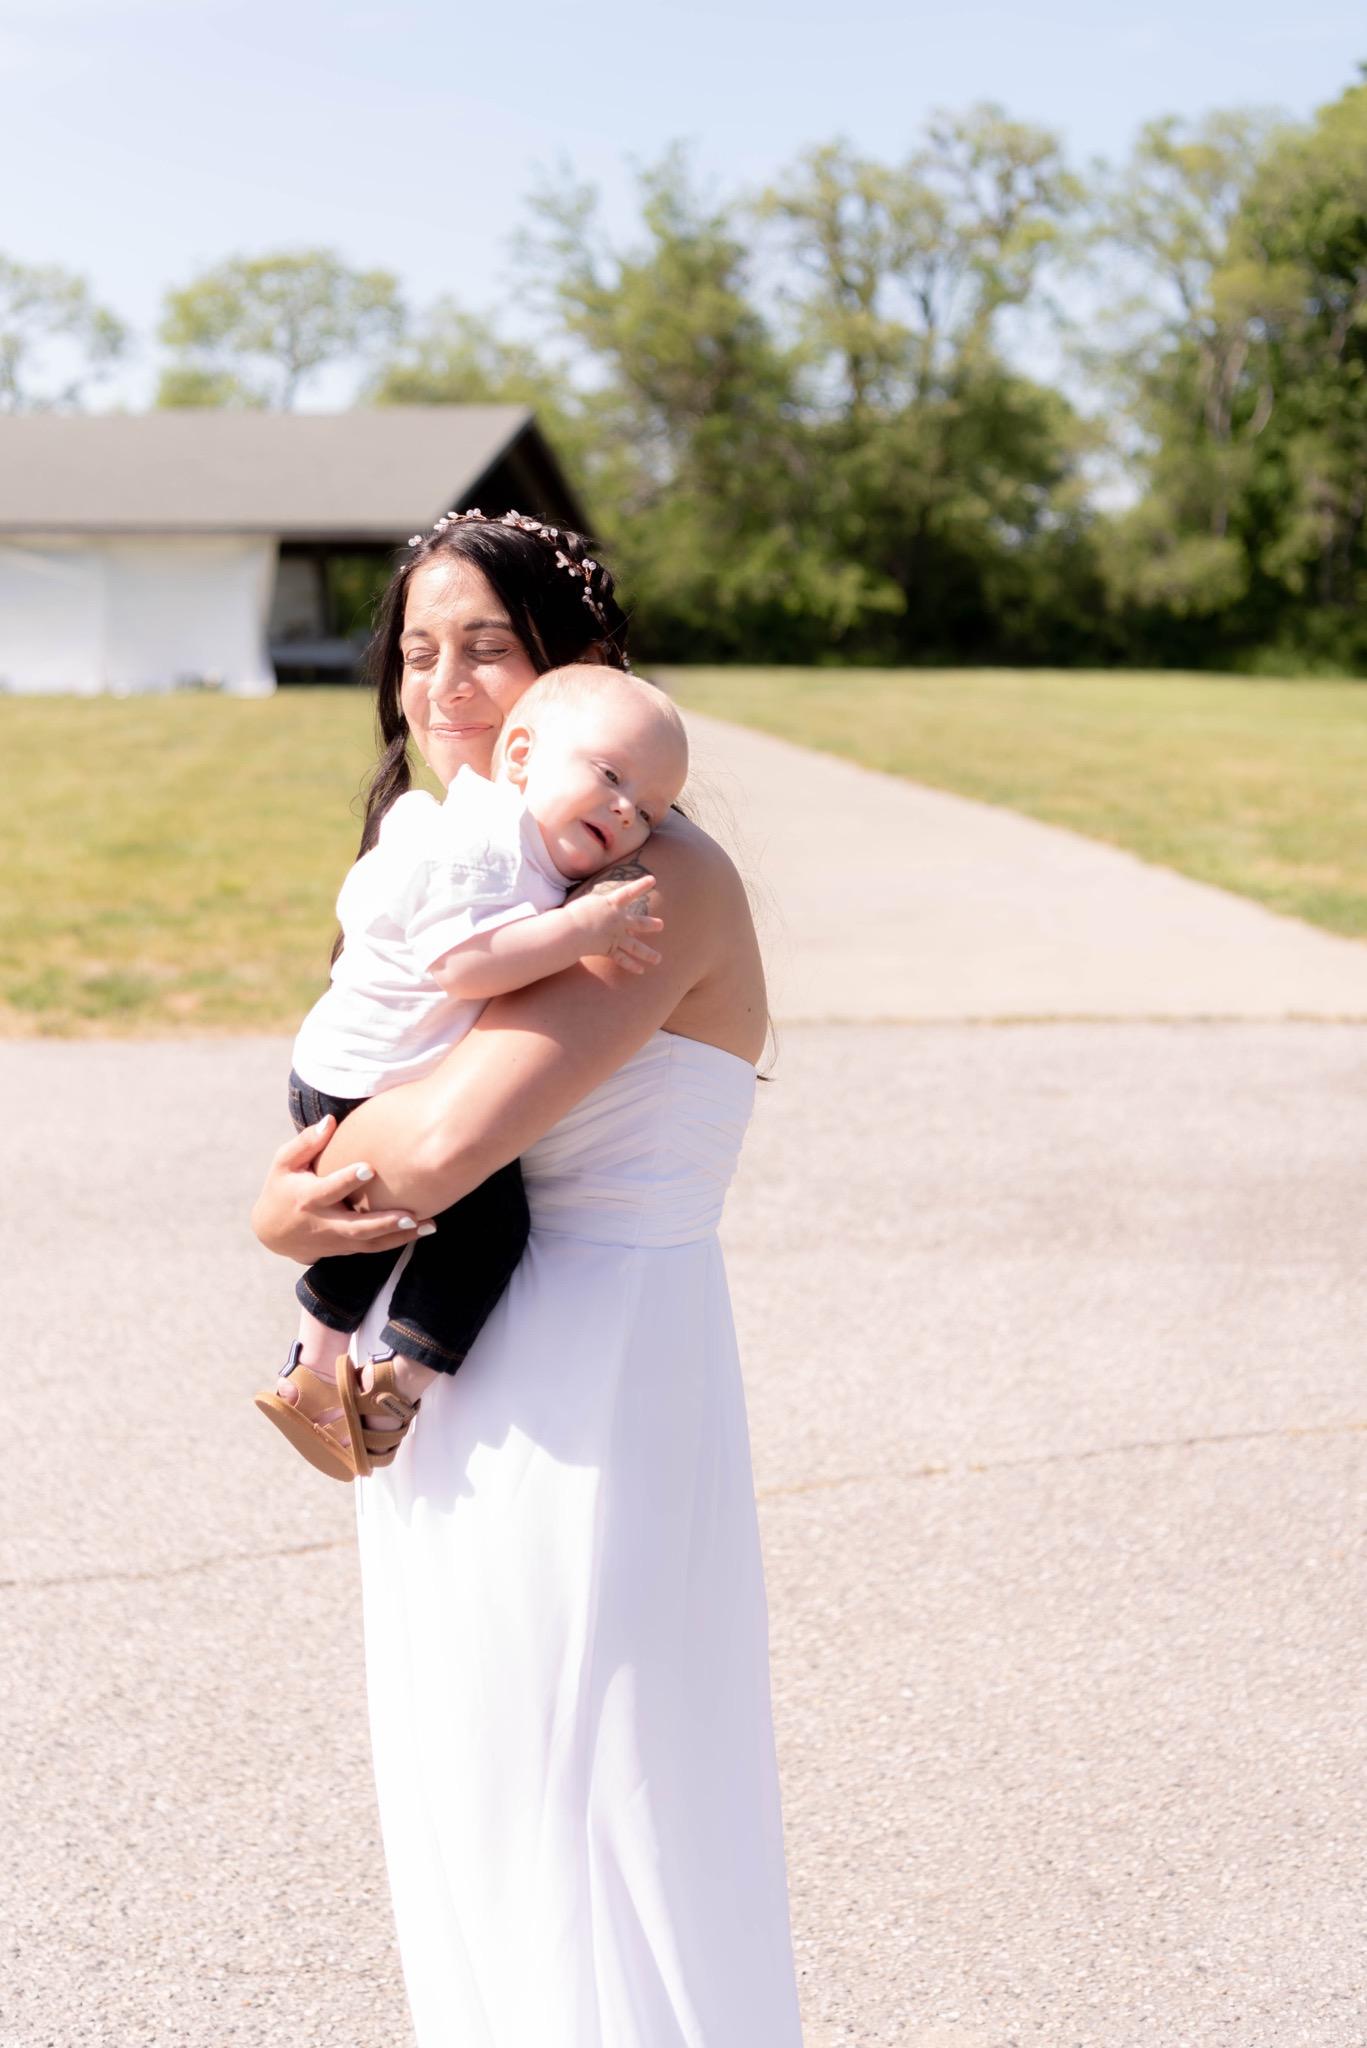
[254,663,689,1481]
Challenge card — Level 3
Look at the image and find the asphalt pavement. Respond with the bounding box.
[3,716,1365,2047]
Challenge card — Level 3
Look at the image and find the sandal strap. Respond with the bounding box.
[333,1353,421,1477]
[366,1357,420,1423]
[360,1415,414,1447]
[284,1364,345,1428]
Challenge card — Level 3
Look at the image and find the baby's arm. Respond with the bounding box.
[430,870,662,1000]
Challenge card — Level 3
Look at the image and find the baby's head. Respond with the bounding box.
[495,664,689,880]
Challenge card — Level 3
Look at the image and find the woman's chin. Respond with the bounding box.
[429,738,494,784]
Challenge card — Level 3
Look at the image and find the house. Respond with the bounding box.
[0,408,587,693]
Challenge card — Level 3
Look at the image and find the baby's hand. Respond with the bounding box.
[566,872,664,974]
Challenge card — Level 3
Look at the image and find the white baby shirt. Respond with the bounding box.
[292,767,568,1098]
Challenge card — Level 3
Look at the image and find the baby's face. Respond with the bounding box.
[506,695,688,880]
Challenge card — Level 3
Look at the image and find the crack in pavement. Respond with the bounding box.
[0,1534,352,1594]
[5,1416,1364,1592]
[754,1415,1367,1499]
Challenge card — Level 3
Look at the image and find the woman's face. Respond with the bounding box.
[398,553,541,783]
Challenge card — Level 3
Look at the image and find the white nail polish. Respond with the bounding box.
[354,1163,375,1182]
[398,1216,416,1230]
[416,1222,438,1238]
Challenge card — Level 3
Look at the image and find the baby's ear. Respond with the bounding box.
[501,723,533,787]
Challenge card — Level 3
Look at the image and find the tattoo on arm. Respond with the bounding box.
[564,858,653,903]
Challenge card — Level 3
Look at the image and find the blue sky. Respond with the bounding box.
[3,0,1362,406]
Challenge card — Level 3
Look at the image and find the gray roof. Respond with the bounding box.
[0,406,547,539]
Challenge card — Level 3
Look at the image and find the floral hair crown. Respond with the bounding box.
[407,506,611,635]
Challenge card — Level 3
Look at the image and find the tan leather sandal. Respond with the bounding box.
[335,1352,420,1474]
[253,1346,420,1482]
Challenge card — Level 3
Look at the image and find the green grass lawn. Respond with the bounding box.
[665,665,1367,943]
[2,691,383,1036]
[2,668,1364,1036]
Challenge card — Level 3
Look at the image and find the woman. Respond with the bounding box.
[251,512,803,2047]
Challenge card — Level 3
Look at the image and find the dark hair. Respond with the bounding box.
[354,514,631,866]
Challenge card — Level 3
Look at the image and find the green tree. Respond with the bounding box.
[1087,109,1287,631]
[370,300,564,410]
[761,108,1081,413]
[757,111,1099,662]
[758,142,923,417]
[0,255,125,411]
[157,249,404,409]
[1237,78,1367,644]
[368,299,588,474]
[154,364,262,409]
[520,150,891,657]
[1093,84,1367,666]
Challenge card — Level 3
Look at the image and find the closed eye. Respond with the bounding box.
[638,807,652,826]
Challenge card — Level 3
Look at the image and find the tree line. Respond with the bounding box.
[4,71,1365,672]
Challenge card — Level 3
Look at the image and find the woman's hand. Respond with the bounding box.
[250,1115,435,1263]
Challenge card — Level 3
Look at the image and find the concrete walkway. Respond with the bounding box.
[4,719,1366,2048]
[684,710,1367,1021]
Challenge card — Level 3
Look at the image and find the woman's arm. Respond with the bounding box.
[326,830,725,1211]
[251,822,743,1254]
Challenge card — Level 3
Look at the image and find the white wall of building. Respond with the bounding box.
[0,534,278,695]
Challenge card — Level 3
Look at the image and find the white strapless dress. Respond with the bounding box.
[353,1032,804,2048]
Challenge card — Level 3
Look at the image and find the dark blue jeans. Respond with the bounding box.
[288,1070,530,1375]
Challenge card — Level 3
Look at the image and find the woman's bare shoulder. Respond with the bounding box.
[563,808,763,1058]
[571,809,748,935]
[648,813,767,1061]
[646,809,746,898]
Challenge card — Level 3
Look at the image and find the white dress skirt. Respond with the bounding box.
[353,1031,804,2048]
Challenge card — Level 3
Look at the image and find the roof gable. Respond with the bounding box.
[0,407,554,538]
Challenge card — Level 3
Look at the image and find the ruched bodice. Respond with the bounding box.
[522,1030,757,1248]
